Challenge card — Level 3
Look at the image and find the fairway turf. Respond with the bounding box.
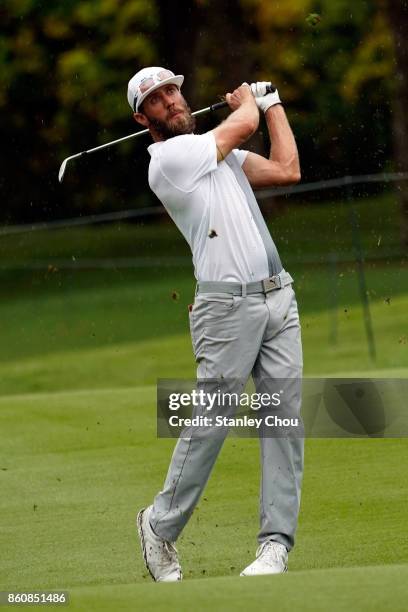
[1,386,408,610]
[61,565,408,612]
[0,269,406,395]
[1,204,407,610]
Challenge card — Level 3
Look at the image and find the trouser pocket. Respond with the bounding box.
[193,292,236,323]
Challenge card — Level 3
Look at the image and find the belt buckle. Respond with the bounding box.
[262,275,281,293]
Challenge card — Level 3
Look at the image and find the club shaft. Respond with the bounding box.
[58,83,276,182]
[79,102,231,157]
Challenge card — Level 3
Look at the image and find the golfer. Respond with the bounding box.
[127,67,303,581]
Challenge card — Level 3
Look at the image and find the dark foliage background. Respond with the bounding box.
[1,0,406,237]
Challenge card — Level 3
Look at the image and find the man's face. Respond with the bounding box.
[134,84,196,140]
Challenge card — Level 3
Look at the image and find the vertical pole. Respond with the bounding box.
[328,252,338,345]
[346,176,376,362]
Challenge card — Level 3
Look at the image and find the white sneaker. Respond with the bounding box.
[240,540,288,576]
[137,506,182,582]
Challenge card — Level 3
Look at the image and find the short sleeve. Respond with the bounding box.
[232,148,249,167]
[157,132,217,192]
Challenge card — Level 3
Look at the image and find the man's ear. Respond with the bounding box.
[133,112,148,127]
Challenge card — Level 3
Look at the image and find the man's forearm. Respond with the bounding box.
[265,105,300,177]
[224,100,260,139]
[214,85,261,162]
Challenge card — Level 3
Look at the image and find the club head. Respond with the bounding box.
[58,158,69,183]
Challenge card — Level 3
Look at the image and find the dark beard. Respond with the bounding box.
[147,105,196,140]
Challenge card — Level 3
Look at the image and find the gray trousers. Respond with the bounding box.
[150,275,304,551]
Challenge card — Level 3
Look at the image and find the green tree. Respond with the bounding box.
[0,0,400,225]
[0,0,158,222]
[385,0,408,247]
[248,0,394,182]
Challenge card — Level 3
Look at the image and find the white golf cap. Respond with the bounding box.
[127,67,184,113]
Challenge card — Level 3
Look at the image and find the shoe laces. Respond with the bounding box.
[256,540,286,566]
[163,540,179,564]
[153,539,180,574]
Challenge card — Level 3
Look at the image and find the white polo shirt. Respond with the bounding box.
[147,131,270,283]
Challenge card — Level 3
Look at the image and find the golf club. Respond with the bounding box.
[58,84,276,183]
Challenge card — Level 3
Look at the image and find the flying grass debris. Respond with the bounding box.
[306,13,322,27]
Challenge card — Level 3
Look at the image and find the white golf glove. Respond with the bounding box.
[250,81,281,113]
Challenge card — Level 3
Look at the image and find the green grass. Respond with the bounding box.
[1,195,407,610]
[61,566,408,612]
[0,263,406,396]
[0,190,404,263]
[1,387,407,610]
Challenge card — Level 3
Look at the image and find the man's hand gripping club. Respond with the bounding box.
[250,81,282,113]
